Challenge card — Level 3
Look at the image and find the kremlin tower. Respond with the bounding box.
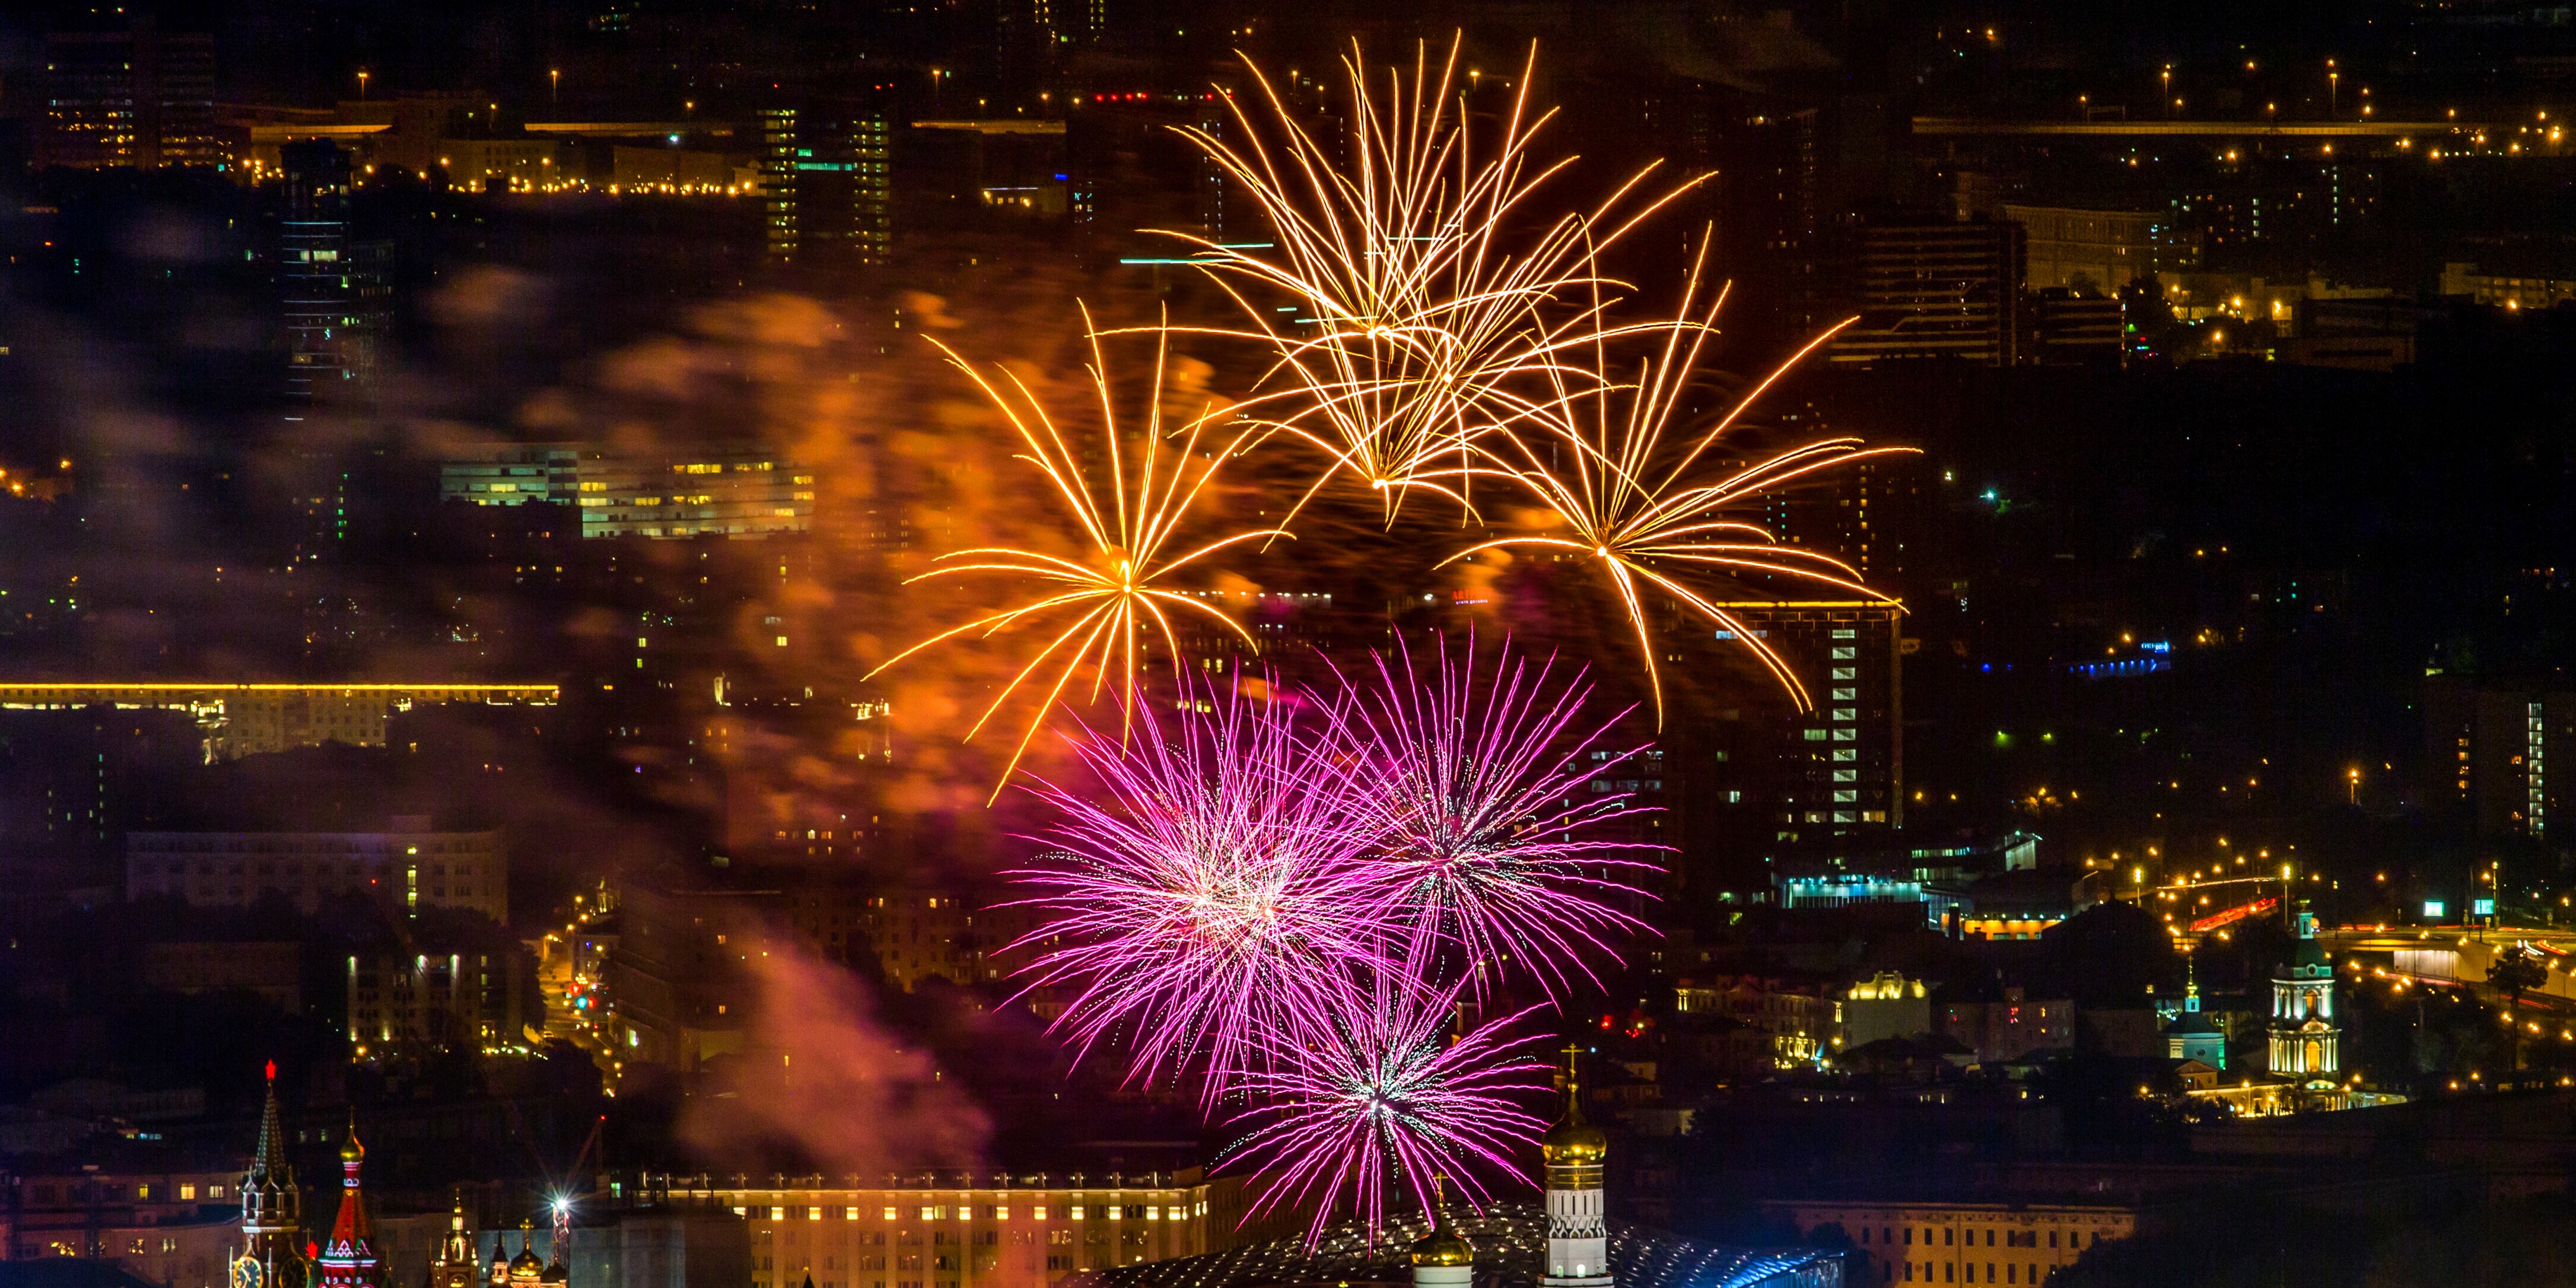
[1538,1048,1611,1288]
[236,1063,309,1288]
[314,1121,382,1288]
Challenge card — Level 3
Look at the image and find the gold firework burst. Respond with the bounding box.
[1162,39,1699,524]
[1449,247,1915,725]
[868,310,1289,793]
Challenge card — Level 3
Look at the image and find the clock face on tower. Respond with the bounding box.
[233,1253,265,1288]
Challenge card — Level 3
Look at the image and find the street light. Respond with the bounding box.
[2349,767,2361,804]
[551,69,561,103]
[357,69,370,100]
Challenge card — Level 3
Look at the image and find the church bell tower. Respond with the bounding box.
[2267,902,2340,1080]
[1539,1047,1611,1288]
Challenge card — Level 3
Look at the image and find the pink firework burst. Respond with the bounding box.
[1330,633,1662,997]
[1219,978,1549,1249]
[1010,677,1391,1095]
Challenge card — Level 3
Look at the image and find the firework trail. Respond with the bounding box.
[864,310,1289,794]
[1449,242,1916,725]
[1329,633,1659,998]
[1008,675,1391,1095]
[1218,977,1548,1248]
[1165,39,1698,524]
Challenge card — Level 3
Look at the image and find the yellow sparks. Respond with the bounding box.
[1161,39,1698,524]
[1447,244,1914,726]
[867,310,1289,795]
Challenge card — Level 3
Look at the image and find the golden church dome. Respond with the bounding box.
[1410,1224,1475,1268]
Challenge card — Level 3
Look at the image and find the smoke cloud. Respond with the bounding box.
[681,945,993,1173]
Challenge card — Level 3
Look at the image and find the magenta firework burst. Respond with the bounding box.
[1009,677,1389,1094]
[1219,979,1550,1248]
[1332,634,1661,997]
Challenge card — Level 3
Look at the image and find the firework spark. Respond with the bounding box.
[864,311,1288,791]
[1219,978,1547,1247]
[1330,634,1659,997]
[1165,40,1697,523]
[1009,676,1389,1094]
[1448,246,1915,724]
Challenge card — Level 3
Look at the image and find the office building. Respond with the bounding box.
[42,21,222,170]
[758,100,892,268]
[2024,290,2123,367]
[440,445,815,540]
[1828,217,2024,367]
[1764,1200,2132,1286]
[2000,206,2164,297]
[125,822,510,923]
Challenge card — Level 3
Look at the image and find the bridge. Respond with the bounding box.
[2321,926,2576,1006]
[1914,117,2483,139]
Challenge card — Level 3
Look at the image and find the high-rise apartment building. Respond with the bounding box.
[1691,600,1904,837]
[757,100,892,269]
[278,141,392,399]
[42,21,222,170]
[1827,216,2025,367]
[2422,676,2576,839]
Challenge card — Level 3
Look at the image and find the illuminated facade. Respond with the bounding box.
[617,1173,1212,1288]
[2267,904,2338,1080]
[1766,1200,2132,1286]
[438,446,815,540]
[758,101,893,268]
[1843,972,1932,1048]
[428,1206,482,1288]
